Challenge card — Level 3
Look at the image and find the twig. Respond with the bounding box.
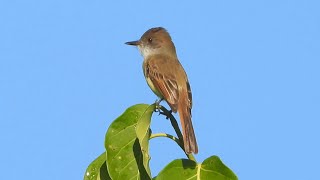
[153,104,196,162]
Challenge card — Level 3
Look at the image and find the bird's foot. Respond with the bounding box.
[154,98,164,113]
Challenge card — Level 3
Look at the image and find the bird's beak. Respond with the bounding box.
[125,40,140,46]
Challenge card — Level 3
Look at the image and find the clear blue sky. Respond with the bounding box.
[1,1,319,179]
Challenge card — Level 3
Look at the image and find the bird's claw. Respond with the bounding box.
[153,98,172,119]
[154,98,164,113]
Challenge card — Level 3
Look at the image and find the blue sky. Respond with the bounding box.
[1,0,319,179]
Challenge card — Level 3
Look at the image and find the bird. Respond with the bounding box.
[125,27,198,154]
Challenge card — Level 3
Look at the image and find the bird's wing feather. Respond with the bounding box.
[144,58,179,112]
[186,80,192,115]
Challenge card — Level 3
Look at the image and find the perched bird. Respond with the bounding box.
[126,27,198,154]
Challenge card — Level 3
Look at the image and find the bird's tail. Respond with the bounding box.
[178,96,198,154]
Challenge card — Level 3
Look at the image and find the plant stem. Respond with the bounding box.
[158,105,184,141]
[152,104,196,162]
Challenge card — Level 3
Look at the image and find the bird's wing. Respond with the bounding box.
[144,57,179,112]
[186,80,192,115]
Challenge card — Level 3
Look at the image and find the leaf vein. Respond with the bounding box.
[200,167,232,179]
[110,138,136,163]
[108,123,136,139]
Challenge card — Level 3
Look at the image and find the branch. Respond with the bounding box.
[153,104,196,162]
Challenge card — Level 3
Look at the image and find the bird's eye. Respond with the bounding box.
[148,38,153,43]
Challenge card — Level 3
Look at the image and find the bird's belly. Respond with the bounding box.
[146,76,163,98]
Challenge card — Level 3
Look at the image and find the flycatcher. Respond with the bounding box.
[125,27,198,154]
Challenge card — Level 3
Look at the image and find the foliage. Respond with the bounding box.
[84,104,237,180]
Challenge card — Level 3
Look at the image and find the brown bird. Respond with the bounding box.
[126,27,198,154]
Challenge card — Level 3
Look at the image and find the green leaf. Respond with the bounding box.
[136,104,156,178]
[155,156,237,180]
[84,152,111,180]
[154,159,197,180]
[201,156,238,180]
[105,104,154,180]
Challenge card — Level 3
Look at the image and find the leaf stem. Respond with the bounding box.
[150,133,196,161]
[150,133,180,144]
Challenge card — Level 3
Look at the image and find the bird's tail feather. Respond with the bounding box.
[178,97,198,154]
